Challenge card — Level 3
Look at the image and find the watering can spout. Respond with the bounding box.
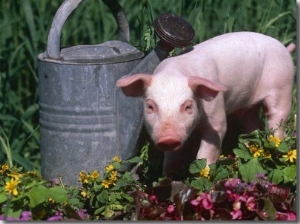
[125,12,195,78]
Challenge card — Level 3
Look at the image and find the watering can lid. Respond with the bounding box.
[58,40,144,64]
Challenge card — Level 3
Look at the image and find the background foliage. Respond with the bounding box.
[0,0,297,172]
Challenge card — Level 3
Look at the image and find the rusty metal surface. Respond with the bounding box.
[153,13,195,50]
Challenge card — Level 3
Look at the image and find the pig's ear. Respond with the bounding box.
[116,74,152,97]
[188,76,227,101]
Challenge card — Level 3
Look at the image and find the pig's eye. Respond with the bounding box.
[147,104,153,110]
[145,99,157,114]
[185,104,192,111]
[181,100,194,114]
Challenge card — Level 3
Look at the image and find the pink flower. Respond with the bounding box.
[191,192,213,210]
[231,209,242,219]
[47,211,63,221]
[276,211,297,220]
[224,178,241,189]
[77,209,89,220]
[148,194,158,204]
[167,204,175,213]
[20,211,32,220]
[245,196,256,211]
[190,198,200,206]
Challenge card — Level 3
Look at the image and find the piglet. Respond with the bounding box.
[117,31,295,175]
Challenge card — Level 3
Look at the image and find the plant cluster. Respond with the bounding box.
[0,129,297,221]
[0,0,296,172]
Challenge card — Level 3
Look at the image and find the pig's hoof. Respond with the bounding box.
[156,137,181,151]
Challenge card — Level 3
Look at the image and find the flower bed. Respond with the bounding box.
[0,130,296,221]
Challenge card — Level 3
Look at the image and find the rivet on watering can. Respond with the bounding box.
[153,13,195,52]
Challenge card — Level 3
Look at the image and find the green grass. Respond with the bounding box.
[0,0,297,172]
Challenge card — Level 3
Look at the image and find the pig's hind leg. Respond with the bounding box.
[262,91,292,138]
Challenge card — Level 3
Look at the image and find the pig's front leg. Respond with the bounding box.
[196,116,227,165]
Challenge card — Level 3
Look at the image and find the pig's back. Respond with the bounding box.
[192,31,291,79]
[189,32,293,109]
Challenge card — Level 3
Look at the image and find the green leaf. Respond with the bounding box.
[109,203,124,210]
[112,161,121,170]
[0,114,18,122]
[21,103,39,120]
[0,193,8,204]
[125,156,143,164]
[276,141,289,153]
[94,206,105,215]
[68,197,81,207]
[212,169,231,182]
[234,142,250,152]
[4,206,22,219]
[97,190,109,203]
[102,205,115,218]
[121,193,134,203]
[9,149,33,170]
[261,11,292,33]
[268,169,284,184]
[239,130,261,140]
[109,192,117,203]
[238,158,266,182]
[49,186,69,204]
[25,184,49,208]
[233,148,253,160]
[190,178,212,192]
[23,180,39,190]
[282,165,297,183]
[256,198,277,220]
[189,159,206,174]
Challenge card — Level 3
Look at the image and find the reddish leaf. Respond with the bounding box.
[268,185,290,200]
[213,208,232,220]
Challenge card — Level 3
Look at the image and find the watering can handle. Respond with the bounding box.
[46,0,130,59]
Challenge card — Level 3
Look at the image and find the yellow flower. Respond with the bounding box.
[8,170,23,181]
[200,166,210,178]
[263,151,272,158]
[105,164,114,173]
[253,149,264,158]
[78,171,89,184]
[268,135,281,147]
[248,143,258,153]
[112,156,121,162]
[0,164,9,173]
[80,190,90,198]
[282,149,297,163]
[48,197,55,203]
[81,191,87,197]
[90,170,100,181]
[109,171,118,182]
[102,179,110,188]
[25,171,41,179]
[5,178,20,196]
[248,143,264,158]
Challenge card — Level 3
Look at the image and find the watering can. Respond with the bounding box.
[38,0,195,186]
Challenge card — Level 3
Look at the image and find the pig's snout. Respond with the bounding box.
[156,135,182,151]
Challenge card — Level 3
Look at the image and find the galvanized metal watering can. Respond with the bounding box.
[38,0,195,186]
